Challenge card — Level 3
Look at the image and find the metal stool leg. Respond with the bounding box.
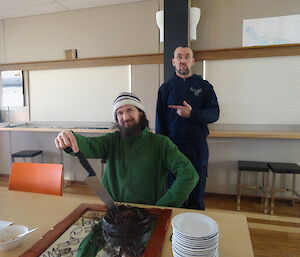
[237,169,241,211]
[292,173,296,206]
[60,150,67,189]
[260,172,264,204]
[263,171,269,214]
[270,173,276,215]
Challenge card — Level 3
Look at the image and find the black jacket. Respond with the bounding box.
[155,74,219,142]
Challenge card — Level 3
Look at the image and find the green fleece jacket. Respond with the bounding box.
[73,129,199,207]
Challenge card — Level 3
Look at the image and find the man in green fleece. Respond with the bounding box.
[55,92,199,208]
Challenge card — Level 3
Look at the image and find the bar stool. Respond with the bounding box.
[237,161,270,213]
[267,162,300,215]
[11,150,43,163]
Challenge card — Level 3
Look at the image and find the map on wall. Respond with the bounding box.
[243,14,300,47]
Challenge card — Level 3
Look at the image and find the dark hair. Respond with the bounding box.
[139,111,149,130]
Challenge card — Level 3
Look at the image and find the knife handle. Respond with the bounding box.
[64,147,96,176]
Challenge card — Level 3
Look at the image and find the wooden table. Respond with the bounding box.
[0,187,254,257]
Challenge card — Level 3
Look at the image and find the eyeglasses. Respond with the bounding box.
[116,107,137,118]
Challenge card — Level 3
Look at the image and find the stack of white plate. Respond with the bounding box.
[171,212,219,257]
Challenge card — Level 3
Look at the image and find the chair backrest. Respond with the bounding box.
[8,162,63,196]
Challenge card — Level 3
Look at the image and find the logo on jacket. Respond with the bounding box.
[190,87,202,96]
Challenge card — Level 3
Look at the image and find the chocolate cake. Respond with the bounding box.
[102,204,152,257]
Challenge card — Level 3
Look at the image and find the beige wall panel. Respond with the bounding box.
[206,138,300,194]
[3,0,160,63]
[131,64,160,129]
[192,61,203,76]
[0,19,4,63]
[157,0,164,53]
[0,131,11,175]
[159,63,164,84]
[192,0,300,50]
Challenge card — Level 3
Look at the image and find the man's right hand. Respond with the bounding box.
[54,130,79,153]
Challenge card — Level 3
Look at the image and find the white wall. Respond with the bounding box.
[131,64,160,128]
[1,0,160,63]
[192,0,300,50]
[0,19,4,63]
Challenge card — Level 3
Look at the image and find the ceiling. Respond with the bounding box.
[0,0,144,19]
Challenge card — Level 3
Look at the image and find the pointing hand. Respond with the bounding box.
[169,101,192,118]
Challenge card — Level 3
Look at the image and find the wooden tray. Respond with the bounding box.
[20,203,172,257]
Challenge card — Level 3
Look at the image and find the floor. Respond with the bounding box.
[1,177,300,257]
[205,194,300,257]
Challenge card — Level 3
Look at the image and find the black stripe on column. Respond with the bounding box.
[164,0,188,82]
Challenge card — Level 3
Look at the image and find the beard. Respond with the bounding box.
[116,120,143,139]
[176,64,190,76]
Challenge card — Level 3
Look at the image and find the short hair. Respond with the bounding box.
[174,45,194,55]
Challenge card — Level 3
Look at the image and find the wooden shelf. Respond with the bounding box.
[208,130,300,139]
[1,43,300,71]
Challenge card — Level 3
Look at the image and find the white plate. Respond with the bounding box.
[173,239,218,253]
[0,225,28,251]
[172,245,218,257]
[172,212,219,238]
[0,220,13,230]
[173,235,218,249]
[173,230,219,242]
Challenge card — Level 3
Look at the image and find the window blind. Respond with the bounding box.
[29,66,130,122]
[205,56,300,124]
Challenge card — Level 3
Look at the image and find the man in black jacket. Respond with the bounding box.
[155,46,220,210]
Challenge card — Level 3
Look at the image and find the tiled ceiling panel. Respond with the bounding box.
[58,0,143,10]
[0,0,144,19]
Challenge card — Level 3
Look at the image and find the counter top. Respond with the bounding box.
[1,122,300,139]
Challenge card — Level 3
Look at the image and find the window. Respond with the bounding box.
[205,56,300,124]
[1,70,24,107]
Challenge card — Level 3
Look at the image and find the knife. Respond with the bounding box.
[65,147,118,211]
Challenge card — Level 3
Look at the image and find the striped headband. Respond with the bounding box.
[112,92,145,117]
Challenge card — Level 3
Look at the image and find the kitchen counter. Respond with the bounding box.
[1,122,300,139]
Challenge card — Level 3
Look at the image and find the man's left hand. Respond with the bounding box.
[169,101,192,118]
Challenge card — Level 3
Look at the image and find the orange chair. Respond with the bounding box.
[8,162,63,196]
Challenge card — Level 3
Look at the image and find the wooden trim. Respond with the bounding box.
[194,43,300,61]
[1,43,300,71]
[247,217,300,228]
[0,53,163,71]
[208,130,300,139]
[0,174,9,179]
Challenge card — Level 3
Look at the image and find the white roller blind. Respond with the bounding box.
[205,56,300,124]
[29,66,130,122]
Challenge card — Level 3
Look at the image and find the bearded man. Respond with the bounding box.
[55,92,198,207]
[155,46,220,210]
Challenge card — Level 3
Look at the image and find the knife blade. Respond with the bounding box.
[65,147,117,211]
[85,176,116,210]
